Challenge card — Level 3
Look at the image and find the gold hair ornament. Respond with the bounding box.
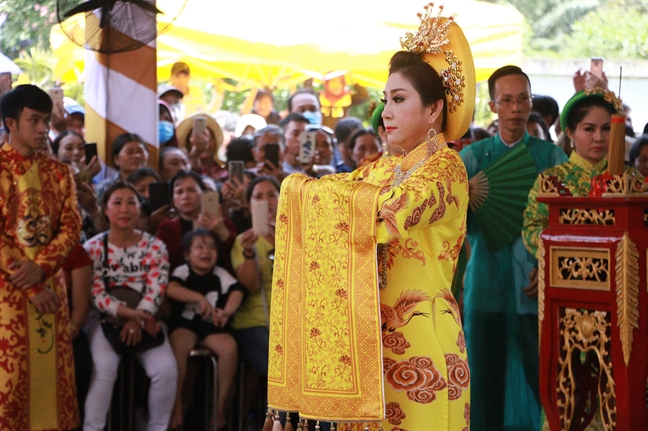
[584,86,623,113]
[400,3,455,54]
[400,3,465,114]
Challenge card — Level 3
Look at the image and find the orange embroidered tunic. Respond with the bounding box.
[0,144,81,430]
[268,134,470,431]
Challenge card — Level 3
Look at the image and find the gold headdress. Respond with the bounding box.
[400,3,475,141]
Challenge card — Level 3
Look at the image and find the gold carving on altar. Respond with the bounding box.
[538,174,561,196]
[558,308,616,431]
[538,238,545,344]
[603,172,648,196]
[559,208,615,225]
[550,247,610,290]
[615,232,639,367]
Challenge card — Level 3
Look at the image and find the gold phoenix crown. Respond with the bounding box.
[400,3,455,54]
[400,3,465,114]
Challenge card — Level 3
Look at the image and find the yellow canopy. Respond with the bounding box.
[51,0,523,88]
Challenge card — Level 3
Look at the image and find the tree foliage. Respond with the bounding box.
[484,0,647,59]
[0,0,57,58]
[564,3,648,60]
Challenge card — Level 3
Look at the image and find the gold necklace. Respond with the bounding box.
[390,136,447,189]
[391,158,426,189]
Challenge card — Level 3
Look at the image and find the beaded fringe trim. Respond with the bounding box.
[264,409,385,431]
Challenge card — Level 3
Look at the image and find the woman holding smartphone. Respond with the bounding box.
[156,170,236,272]
[230,176,279,424]
[176,112,227,181]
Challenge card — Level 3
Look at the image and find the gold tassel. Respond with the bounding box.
[284,412,294,431]
[315,420,321,431]
[272,411,284,431]
[607,114,626,175]
[262,409,274,431]
[331,423,336,431]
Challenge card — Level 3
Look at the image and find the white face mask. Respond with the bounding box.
[302,110,322,126]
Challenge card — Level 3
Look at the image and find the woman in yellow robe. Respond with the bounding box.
[267,8,475,430]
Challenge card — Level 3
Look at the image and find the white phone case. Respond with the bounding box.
[251,200,270,236]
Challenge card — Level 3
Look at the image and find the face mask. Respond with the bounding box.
[302,110,322,126]
[158,121,175,145]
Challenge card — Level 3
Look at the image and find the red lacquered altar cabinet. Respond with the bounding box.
[537,175,648,431]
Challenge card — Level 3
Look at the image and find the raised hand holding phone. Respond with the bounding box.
[201,190,220,216]
[299,130,317,164]
[251,200,271,236]
[228,160,245,184]
[264,143,280,171]
[85,143,98,163]
[590,57,604,79]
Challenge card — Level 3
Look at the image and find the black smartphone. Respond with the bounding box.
[264,143,280,169]
[148,182,171,212]
[85,143,98,163]
[228,160,245,184]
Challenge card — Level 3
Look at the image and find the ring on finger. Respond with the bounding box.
[128,329,135,334]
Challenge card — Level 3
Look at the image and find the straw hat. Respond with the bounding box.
[176,112,224,163]
[400,3,476,141]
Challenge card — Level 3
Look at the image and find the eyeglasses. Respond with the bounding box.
[492,95,533,108]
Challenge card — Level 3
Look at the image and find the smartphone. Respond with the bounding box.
[0,72,11,98]
[228,160,245,184]
[193,115,207,137]
[48,87,64,105]
[264,143,280,169]
[84,142,98,163]
[201,190,220,216]
[251,200,270,236]
[299,130,317,164]
[590,57,604,79]
[148,182,171,212]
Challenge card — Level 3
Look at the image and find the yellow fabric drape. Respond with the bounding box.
[268,174,385,421]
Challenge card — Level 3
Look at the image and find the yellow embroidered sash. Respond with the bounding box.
[20,164,60,429]
[268,174,385,421]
